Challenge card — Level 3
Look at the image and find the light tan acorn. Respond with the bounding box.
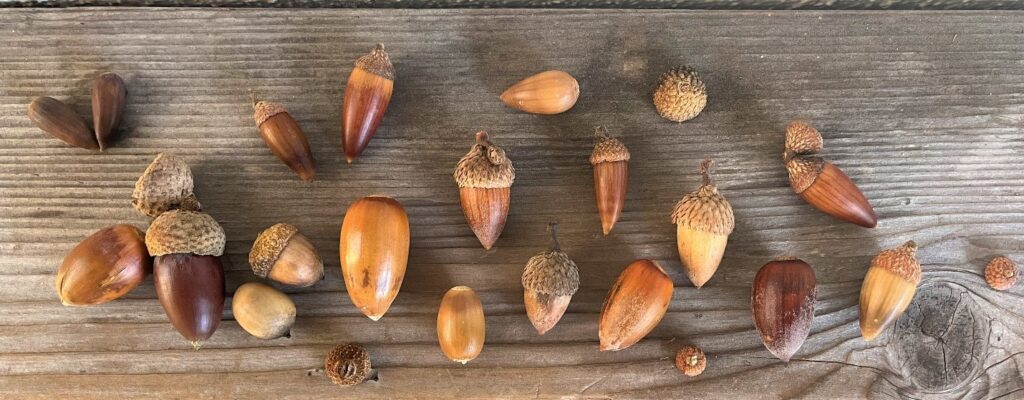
[437,286,486,364]
[521,223,580,335]
[671,158,734,288]
[55,224,150,306]
[252,97,316,181]
[599,259,674,351]
[131,153,200,218]
[859,241,921,341]
[340,195,410,321]
[91,72,127,150]
[591,126,630,235]
[653,66,707,122]
[342,44,394,163]
[500,70,579,115]
[27,96,98,150]
[454,131,515,250]
[250,223,324,287]
[784,121,877,228]
[325,343,372,387]
[232,282,296,340]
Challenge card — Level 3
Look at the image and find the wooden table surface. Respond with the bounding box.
[1,8,1023,400]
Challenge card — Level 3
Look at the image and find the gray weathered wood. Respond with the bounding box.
[1,8,1023,399]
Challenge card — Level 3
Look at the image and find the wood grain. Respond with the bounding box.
[1,8,1023,399]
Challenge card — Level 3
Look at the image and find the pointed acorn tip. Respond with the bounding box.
[367,314,383,321]
[345,157,354,164]
[190,341,203,350]
[860,325,881,341]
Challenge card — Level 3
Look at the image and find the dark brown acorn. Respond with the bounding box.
[253,98,316,181]
[590,127,629,235]
[27,96,97,150]
[454,131,514,250]
[91,72,127,150]
[342,44,394,163]
[751,258,817,362]
[521,223,579,335]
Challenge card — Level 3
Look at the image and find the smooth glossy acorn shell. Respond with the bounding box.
[27,97,98,150]
[340,196,410,320]
[499,70,579,115]
[268,233,324,287]
[676,226,728,288]
[232,282,296,340]
[593,161,627,235]
[259,112,316,181]
[342,68,394,163]
[56,224,150,306]
[459,187,510,250]
[751,259,817,362]
[437,286,485,363]
[91,72,127,150]
[799,163,877,228]
[859,267,916,341]
[153,254,225,348]
[599,259,674,351]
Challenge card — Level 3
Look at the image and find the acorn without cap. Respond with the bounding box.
[653,65,707,122]
[751,258,816,362]
[859,241,921,341]
[325,343,372,387]
[55,224,150,306]
[599,259,674,351]
[27,96,97,150]
[437,286,486,364]
[454,131,515,250]
[339,195,410,321]
[131,153,199,218]
[521,223,580,335]
[591,127,630,235]
[671,158,734,288]
[250,223,324,287]
[232,282,296,340]
[91,72,127,150]
[252,98,316,181]
[500,70,579,115]
[342,44,394,163]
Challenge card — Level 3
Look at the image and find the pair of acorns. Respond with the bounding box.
[28,72,127,150]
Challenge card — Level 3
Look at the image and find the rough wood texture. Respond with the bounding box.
[0,8,1023,399]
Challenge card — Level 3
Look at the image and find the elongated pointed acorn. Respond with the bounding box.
[340,195,410,321]
[232,282,296,340]
[55,224,150,306]
[784,121,877,228]
[27,96,98,150]
[91,72,126,150]
[342,44,394,163]
[591,127,629,235]
[500,70,579,115]
[599,259,674,351]
[253,98,316,181]
[454,131,514,250]
[653,65,706,122]
[859,241,921,341]
[751,258,816,362]
[437,286,486,364]
[671,158,734,288]
[522,223,579,335]
[250,223,324,287]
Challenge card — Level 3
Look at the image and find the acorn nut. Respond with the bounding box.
[653,66,707,122]
[232,282,296,340]
[55,224,151,306]
[437,286,486,364]
[325,343,372,387]
[500,70,579,115]
[672,158,734,288]
[340,195,410,321]
[591,127,630,235]
[521,223,579,335]
[91,72,127,150]
[599,259,674,351]
[342,44,394,163]
[751,258,816,362]
[859,241,921,341]
[454,131,515,250]
[253,98,316,181]
[250,223,324,287]
[131,153,200,218]
[27,96,98,150]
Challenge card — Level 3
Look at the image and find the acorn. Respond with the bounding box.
[751,258,817,362]
[341,43,394,163]
[653,65,707,122]
[859,241,921,341]
[453,131,515,250]
[671,158,734,288]
[437,286,486,364]
[146,209,226,349]
[27,96,98,150]
[499,70,579,115]
[131,153,200,218]
[339,195,409,321]
[249,223,324,287]
[231,282,296,340]
[91,72,127,150]
[521,223,579,335]
[252,98,316,181]
[590,127,630,235]
[55,224,150,306]
[674,345,707,377]
[599,259,674,351]
[985,256,1018,291]
[325,343,372,387]
[784,121,877,228]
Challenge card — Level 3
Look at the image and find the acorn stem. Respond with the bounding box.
[474,131,492,147]
[699,157,714,186]
[374,43,386,53]
[547,222,561,251]
[594,126,609,140]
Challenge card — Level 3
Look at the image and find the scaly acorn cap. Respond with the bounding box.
[870,241,921,284]
[785,156,826,194]
[145,210,226,257]
[783,121,827,194]
[590,126,631,165]
[325,343,372,387]
[454,131,515,189]
[653,65,707,122]
[252,99,288,127]
[354,44,395,81]
[985,256,1018,291]
[785,121,823,156]
[522,223,580,296]
[671,158,735,235]
[131,153,200,217]
[249,223,299,278]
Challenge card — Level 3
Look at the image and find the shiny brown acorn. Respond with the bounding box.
[131,153,200,218]
[599,259,674,351]
[437,286,486,364]
[27,96,97,150]
[91,72,127,150]
[454,131,515,250]
[500,70,579,115]
[55,224,150,306]
[232,282,296,340]
[751,258,816,362]
[252,98,316,181]
[521,223,579,335]
[591,127,630,235]
[671,158,734,288]
[340,195,409,321]
[250,223,324,287]
[784,121,877,228]
[342,44,394,163]
[860,241,921,341]
[653,65,707,122]
[325,343,372,387]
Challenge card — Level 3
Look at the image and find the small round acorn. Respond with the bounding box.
[325,343,372,387]
[675,345,707,377]
[250,223,324,287]
[131,153,200,218]
[653,65,707,122]
[985,256,1017,291]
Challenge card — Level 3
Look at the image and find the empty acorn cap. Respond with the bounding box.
[871,241,921,284]
[522,225,580,297]
[325,343,372,387]
[985,256,1017,291]
[785,121,824,156]
[653,65,707,122]
[671,158,735,235]
[249,223,298,278]
[453,131,515,189]
[590,127,630,165]
[145,210,226,257]
[131,153,199,217]
[675,345,707,377]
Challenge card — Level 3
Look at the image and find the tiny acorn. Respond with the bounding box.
[342,44,394,163]
[653,65,707,122]
[27,96,97,150]
[325,343,372,387]
[599,259,674,351]
[671,158,734,288]
[339,195,410,321]
[232,282,296,340]
[91,72,127,150]
[985,256,1017,291]
[55,224,150,306]
[521,223,580,335]
[252,96,316,181]
[751,258,816,362]
[131,153,200,218]
[500,70,579,115]
[437,286,486,364]
[674,345,706,377]
[590,127,630,235]
[454,131,515,250]
[250,223,324,287]
[859,241,921,341]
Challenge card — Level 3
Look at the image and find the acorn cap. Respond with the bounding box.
[785,121,823,156]
[325,343,372,387]
[671,158,735,235]
[653,65,707,123]
[145,210,226,257]
[985,256,1017,291]
[454,131,515,189]
[131,153,199,218]
[675,345,707,377]
[522,224,580,296]
[249,223,299,278]
[871,241,921,284]
[590,126,630,165]
[253,100,288,127]
[785,156,825,194]
[354,44,395,81]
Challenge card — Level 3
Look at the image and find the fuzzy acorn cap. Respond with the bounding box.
[145,210,226,257]
[785,121,824,156]
[454,131,515,189]
[675,345,707,377]
[653,65,707,123]
[325,343,372,387]
[671,158,735,235]
[249,223,299,278]
[590,126,630,165]
[355,44,395,81]
[785,156,825,194]
[985,256,1018,291]
[131,153,199,218]
[253,100,288,127]
[870,241,921,284]
[522,224,580,296]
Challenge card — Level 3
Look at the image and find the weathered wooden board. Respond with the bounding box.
[0,8,1023,399]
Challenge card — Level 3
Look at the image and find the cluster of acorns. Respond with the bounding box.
[45,45,1019,387]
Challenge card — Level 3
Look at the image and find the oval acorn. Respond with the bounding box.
[653,66,707,122]
[671,158,734,288]
[27,96,97,150]
[599,259,674,351]
[342,44,394,163]
[500,70,579,115]
[131,153,200,218]
[339,195,410,321]
[591,127,630,235]
[252,98,316,181]
[859,241,921,341]
[437,286,486,364]
[325,343,372,387]
[751,258,817,362]
[454,131,515,250]
[91,72,127,150]
[250,223,324,287]
[985,256,1017,291]
[55,224,150,306]
[232,282,296,340]
[521,223,579,335]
